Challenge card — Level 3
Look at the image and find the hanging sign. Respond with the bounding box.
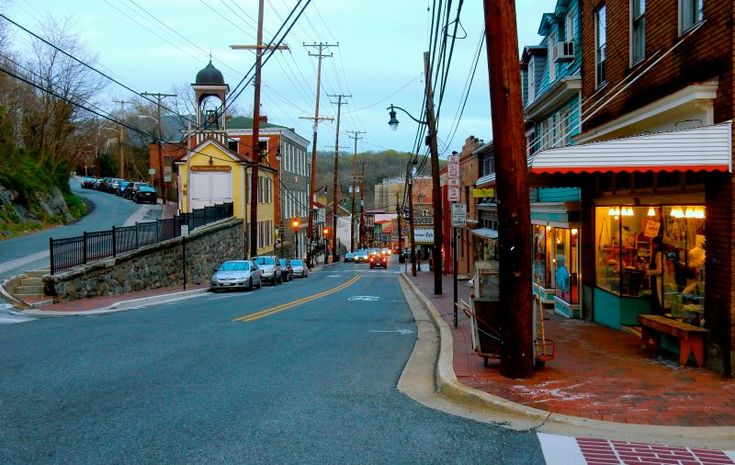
[414,228,434,244]
[472,188,495,198]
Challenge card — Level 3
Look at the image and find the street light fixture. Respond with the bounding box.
[386,104,427,131]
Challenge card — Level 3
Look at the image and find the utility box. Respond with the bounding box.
[469,260,503,366]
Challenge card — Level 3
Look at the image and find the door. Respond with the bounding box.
[190,172,232,210]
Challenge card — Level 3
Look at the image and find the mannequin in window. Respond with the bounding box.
[648,236,666,314]
[683,235,705,294]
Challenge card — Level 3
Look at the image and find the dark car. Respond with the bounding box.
[369,252,388,269]
[80,177,97,189]
[278,258,293,282]
[134,185,157,204]
[117,181,133,196]
[125,182,151,200]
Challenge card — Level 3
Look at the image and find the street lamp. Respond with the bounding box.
[386,51,444,298]
[323,227,329,264]
[292,218,300,259]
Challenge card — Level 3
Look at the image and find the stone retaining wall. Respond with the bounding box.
[43,218,244,302]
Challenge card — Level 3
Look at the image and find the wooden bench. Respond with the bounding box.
[638,314,709,368]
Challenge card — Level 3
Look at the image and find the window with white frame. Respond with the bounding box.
[631,0,646,65]
[679,0,703,34]
[548,33,556,81]
[595,5,607,87]
[565,9,575,41]
[528,56,536,101]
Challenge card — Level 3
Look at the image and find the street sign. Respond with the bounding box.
[414,228,434,244]
[472,188,495,198]
[451,203,467,227]
[448,186,460,202]
[448,178,460,187]
[163,166,172,183]
[148,168,156,175]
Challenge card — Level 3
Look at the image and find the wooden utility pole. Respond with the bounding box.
[112,99,130,178]
[408,164,417,277]
[483,0,534,379]
[347,130,365,251]
[231,2,289,258]
[302,42,337,267]
[423,51,443,296]
[359,161,366,248]
[328,93,350,262]
[141,91,176,204]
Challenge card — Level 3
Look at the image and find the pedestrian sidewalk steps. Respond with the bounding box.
[11,270,48,297]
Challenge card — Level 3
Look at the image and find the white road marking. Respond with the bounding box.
[0,250,49,274]
[0,303,35,324]
[537,433,586,465]
[123,205,154,226]
[348,296,380,302]
[369,329,414,335]
[326,274,341,278]
[208,292,252,300]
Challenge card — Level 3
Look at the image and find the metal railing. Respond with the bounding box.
[50,203,233,275]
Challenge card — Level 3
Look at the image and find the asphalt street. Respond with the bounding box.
[0,177,160,280]
[0,260,544,464]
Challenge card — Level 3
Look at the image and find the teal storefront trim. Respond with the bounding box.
[593,288,652,330]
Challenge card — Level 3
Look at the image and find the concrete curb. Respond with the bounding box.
[23,288,209,317]
[398,273,735,448]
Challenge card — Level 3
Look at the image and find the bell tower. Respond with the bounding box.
[192,60,230,130]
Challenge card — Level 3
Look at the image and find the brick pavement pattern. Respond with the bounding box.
[577,438,735,465]
[407,271,735,426]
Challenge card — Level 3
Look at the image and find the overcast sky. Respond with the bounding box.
[3,0,549,158]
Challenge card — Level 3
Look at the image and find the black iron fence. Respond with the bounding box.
[50,203,233,275]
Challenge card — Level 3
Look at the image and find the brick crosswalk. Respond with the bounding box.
[540,434,735,465]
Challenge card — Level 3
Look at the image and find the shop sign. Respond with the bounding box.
[448,186,460,202]
[191,165,231,172]
[451,203,467,227]
[163,166,172,182]
[415,216,433,225]
[414,228,434,244]
[472,188,495,198]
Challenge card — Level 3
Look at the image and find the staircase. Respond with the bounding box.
[8,269,53,306]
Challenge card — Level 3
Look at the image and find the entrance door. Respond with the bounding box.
[190,172,232,210]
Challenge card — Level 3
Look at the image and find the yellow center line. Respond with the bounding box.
[233,275,362,322]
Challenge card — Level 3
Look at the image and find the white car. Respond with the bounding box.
[210,260,262,291]
[290,258,308,278]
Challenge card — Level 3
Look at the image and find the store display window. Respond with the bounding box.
[595,205,705,323]
[532,225,551,287]
[553,227,579,304]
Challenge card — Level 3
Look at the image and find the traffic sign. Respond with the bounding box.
[448,186,460,202]
[451,203,467,227]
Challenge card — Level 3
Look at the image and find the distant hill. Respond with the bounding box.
[314,150,440,211]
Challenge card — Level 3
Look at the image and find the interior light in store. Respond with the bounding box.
[670,206,685,218]
[684,207,706,219]
[571,228,578,235]
[545,225,551,231]
[608,206,620,216]
[647,207,656,217]
[621,207,634,216]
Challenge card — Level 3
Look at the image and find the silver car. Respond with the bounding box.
[210,260,262,291]
[290,258,308,278]
[253,256,282,285]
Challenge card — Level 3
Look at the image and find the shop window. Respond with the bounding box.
[532,225,551,287]
[595,205,705,323]
[554,228,580,305]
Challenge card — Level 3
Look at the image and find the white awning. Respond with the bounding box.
[529,122,732,174]
[471,228,498,240]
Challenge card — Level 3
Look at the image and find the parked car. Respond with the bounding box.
[253,256,282,285]
[80,177,97,189]
[125,182,151,200]
[108,178,126,194]
[278,258,293,282]
[210,260,262,291]
[134,185,157,204]
[117,180,133,196]
[290,259,308,278]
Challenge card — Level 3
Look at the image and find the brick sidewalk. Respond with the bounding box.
[406,270,735,427]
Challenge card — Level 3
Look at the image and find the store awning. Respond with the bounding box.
[529,122,732,175]
[471,228,498,240]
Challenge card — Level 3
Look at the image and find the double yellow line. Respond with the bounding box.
[233,275,362,322]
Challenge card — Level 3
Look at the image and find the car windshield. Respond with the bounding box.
[218,261,250,272]
[279,259,288,266]
[254,257,275,265]
[291,259,303,266]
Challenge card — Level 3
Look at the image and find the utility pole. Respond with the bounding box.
[302,42,337,268]
[141,92,176,204]
[483,0,534,379]
[396,193,402,261]
[423,51,443,296]
[346,130,365,251]
[328,93,350,263]
[408,162,417,277]
[359,161,366,248]
[231,3,289,258]
[112,99,130,178]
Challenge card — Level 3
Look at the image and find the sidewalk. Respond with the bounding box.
[405,269,735,427]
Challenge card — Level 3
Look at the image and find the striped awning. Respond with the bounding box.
[529,122,732,175]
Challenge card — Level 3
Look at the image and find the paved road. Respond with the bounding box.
[0,260,543,464]
[0,177,160,280]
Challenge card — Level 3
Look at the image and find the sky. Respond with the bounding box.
[2,0,550,160]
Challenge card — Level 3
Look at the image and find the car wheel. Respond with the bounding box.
[248,278,253,291]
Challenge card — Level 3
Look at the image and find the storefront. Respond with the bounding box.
[593,202,705,329]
